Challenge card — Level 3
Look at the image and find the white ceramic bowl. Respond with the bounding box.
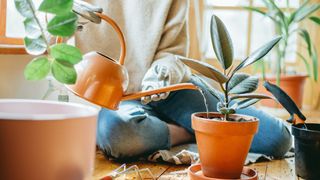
[0,99,98,180]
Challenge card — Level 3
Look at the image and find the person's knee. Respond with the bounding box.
[96,108,149,159]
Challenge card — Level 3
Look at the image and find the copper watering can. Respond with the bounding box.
[67,10,198,110]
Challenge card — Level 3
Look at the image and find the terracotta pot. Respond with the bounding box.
[0,99,98,180]
[192,112,259,179]
[259,74,307,108]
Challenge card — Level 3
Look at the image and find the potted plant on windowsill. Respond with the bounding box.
[245,0,320,108]
[180,14,281,179]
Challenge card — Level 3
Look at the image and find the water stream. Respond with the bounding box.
[198,88,209,118]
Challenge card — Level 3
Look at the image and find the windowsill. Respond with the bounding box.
[0,44,27,54]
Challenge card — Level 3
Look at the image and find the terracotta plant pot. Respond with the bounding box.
[192,112,259,179]
[0,99,98,180]
[259,74,307,108]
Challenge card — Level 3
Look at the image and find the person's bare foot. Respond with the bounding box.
[167,123,194,147]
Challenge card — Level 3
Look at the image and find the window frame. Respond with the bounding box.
[203,0,299,64]
[0,0,26,54]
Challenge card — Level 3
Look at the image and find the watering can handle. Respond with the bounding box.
[96,13,126,65]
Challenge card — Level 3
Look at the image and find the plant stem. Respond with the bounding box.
[26,0,51,53]
[224,81,229,121]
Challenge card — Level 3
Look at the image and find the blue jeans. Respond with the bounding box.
[97,76,292,159]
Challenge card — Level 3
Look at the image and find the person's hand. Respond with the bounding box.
[141,65,171,105]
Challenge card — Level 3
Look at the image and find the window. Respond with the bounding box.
[203,0,300,62]
[0,0,41,54]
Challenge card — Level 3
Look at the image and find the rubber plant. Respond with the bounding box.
[14,0,81,84]
[180,14,281,179]
[181,15,281,121]
[245,0,320,84]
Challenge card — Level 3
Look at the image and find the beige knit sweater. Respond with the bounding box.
[75,0,191,94]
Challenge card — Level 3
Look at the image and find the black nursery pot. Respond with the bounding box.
[292,123,320,180]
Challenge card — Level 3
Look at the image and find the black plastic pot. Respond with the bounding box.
[292,123,320,180]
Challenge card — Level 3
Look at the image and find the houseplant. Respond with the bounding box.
[14,0,82,84]
[245,0,320,108]
[180,14,281,179]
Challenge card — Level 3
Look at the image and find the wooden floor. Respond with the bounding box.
[91,109,319,180]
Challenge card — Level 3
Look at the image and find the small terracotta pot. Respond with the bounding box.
[0,99,98,180]
[259,74,307,108]
[192,112,259,179]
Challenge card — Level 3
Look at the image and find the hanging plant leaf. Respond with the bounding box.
[293,4,320,22]
[297,52,311,77]
[39,0,73,15]
[210,15,234,70]
[309,16,320,25]
[179,56,228,84]
[51,60,77,84]
[24,18,41,38]
[14,0,35,18]
[47,12,78,37]
[299,29,312,56]
[24,56,51,80]
[311,45,318,82]
[50,43,82,65]
[228,73,259,94]
[232,36,281,73]
[24,36,47,55]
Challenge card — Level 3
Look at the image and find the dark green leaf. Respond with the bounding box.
[14,0,35,18]
[293,4,320,22]
[51,60,77,84]
[50,43,82,65]
[309,16,320,25]
[218,107,236,115]
[231,99,260,110]
[297,52,311,76]
[39,0,73,15]
[233,36,281,73]
[228,73,259,94]
[47,12,78,37]
[230,93,273,101]
[311,45,318,81]
[179,56,228,84]
[299,29,312,56]
[194,75,224,102]
[210,15,234,70]
[24,57,51,80]
[24,18,41,38]
[24,36,47,55]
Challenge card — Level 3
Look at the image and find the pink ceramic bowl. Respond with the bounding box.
[0,99,98,180]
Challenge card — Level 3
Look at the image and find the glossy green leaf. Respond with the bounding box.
[297,52,311,76]
[299,29,312,56]
[50,43,82,65]
[14,0,35,18]
[231,99,260,110]
[194,75,224,102]
[293,4,320,22]
[233,36,281,73]
[24,36,47,55]
[39,0,73,15]
[309,16,320,25]
[47,12,78,37]
[24,57,51,80]
[210,15,234,70]
[218,107,236,115]
[311,45,318,81]
[228,73,259,94]
[24,18,41,38]
[51,60,77,84]
[179,56,228,84]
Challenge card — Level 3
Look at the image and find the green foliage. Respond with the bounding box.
[245,0,319,82]
[39,0,73,15]
[210,15,234,70]
[14,0,82,84]
[24,57,51,80]
[182,14,280,120]
[47,12,78,37]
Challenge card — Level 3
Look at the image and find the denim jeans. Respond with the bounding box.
[97,76,292,159]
